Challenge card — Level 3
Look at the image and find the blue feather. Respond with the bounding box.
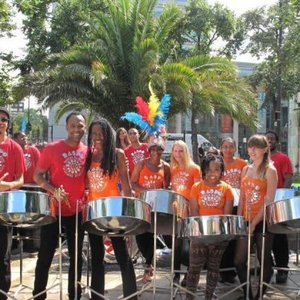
[159,94,171,115]
[121,113,156,134]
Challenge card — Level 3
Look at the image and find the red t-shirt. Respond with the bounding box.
[271,151,293,188]
[38,140,87,216]
[190,180,234,215]
[124,143,149,175]
[23,145,41,183]
[0,138,25,184]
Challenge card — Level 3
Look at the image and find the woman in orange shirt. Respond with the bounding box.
[85,119,137,300]
[170,140,201,284]
[186,154,234,300]
[219,137,247,283]
[131,137,170,283]
[234,134,277,300]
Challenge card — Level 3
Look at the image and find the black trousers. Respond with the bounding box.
[272,233,289,271]
[136,232,154,265]
[234,222,274,299]
[0,226,12,300]
[33,213,84,300]
[89,234,137,300]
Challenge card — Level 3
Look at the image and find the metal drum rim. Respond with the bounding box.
[0,190,49,196]
[86,195,152,207]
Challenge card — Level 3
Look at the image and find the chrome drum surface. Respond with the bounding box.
[139,189,189,235]
[82,197,151,236]
[267,196,300,234]
[183,215,246,245]
[0,191,55,227]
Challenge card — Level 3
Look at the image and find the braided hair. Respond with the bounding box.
[85,118,117,177]
[201,153,225,180]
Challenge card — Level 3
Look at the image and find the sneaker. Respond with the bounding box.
[276,271,288,284]
[181,274,187,287]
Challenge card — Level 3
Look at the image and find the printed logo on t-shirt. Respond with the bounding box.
[200,189,224,207]
[223,168,242,188]
[0,149,8,172]
[88,167,105,191]
[142,174,162,189]
[172,171,189,193]
[244,181,261,204]
[62,150,85,178]
[131,149,146,166]
[24,153,32,170]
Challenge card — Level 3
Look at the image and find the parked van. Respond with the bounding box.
[162,133,213,162]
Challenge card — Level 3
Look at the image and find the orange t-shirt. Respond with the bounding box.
[138,162,165,190]
[222,158,247,188]
[170,165,201,200]
[190,180,234,215]
[241,176,267,221]
[87,161,120,201]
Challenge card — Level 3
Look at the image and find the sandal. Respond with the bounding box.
[142,264,153,283]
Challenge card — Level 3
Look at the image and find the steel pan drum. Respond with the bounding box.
[267,195,300,234]
[139,189,188,235]
[232,188,240,207]
[275,188,295,202]
[21,184,46,193]
[82,197,151,236]
[183,215,246,245]
[0,191,55,227]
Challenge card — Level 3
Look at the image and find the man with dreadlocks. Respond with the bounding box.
[85,118,137,300]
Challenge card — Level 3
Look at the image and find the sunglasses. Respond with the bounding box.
[0,117,9,123]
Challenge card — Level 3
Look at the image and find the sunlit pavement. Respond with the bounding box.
[7,242,300,299]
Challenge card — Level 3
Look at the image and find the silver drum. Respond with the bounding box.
[0,190,55,227]
[82,197,152,236]
[267,196,300,234]
[139,189,189,235]
[183,215,246,245]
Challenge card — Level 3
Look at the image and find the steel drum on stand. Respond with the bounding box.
[0,190,55,227]
[139,189,188,235]
[267,188,300,234]
[82,196,151,236]
[183,215,246,245]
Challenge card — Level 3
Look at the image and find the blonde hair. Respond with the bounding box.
[247,134,270,178]
[170,140,196,169]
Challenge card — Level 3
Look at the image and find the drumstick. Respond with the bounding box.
[0,172,9,182]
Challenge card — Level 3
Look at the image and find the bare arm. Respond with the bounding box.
[189,197,199,216]
[117,149,132,197]
[0,173,24,191]
[163,161,170,189]
[224,198,233,215]
[33,166,69,201]
[130,162,144,193]
[237,166,247,216]
[283,173,293,188]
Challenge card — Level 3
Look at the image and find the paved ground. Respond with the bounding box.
[5,242,300,299]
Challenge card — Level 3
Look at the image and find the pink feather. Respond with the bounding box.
[135,97,150,120]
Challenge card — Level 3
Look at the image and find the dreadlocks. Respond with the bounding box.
[85,118,117,177]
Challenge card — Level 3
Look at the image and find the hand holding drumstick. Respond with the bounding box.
[53,185,71,208]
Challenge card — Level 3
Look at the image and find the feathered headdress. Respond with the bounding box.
[121,87,171,136]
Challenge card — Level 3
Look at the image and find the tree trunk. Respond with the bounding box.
[191,109,199,164]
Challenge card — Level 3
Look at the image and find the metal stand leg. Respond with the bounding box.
[12,232,34,297]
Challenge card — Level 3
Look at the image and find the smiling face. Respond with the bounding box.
[149,145,163,160]
[128,128,139,143]
[248,145,268,162]
[172,144,185,164]
[205,160,223,186]
[91,123,105,151]
[65,114,86,145]
[118,128,127,141]
[220,140,236,160]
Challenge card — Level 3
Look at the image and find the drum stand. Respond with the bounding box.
[258,198,294,300]
[216,207,253,300]
[11,230,34,297]
[28,189,63,300]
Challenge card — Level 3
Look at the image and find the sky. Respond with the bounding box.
[0,0,278,58]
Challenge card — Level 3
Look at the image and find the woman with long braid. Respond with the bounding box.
[85,118,137,300]
[234,134,277,300]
